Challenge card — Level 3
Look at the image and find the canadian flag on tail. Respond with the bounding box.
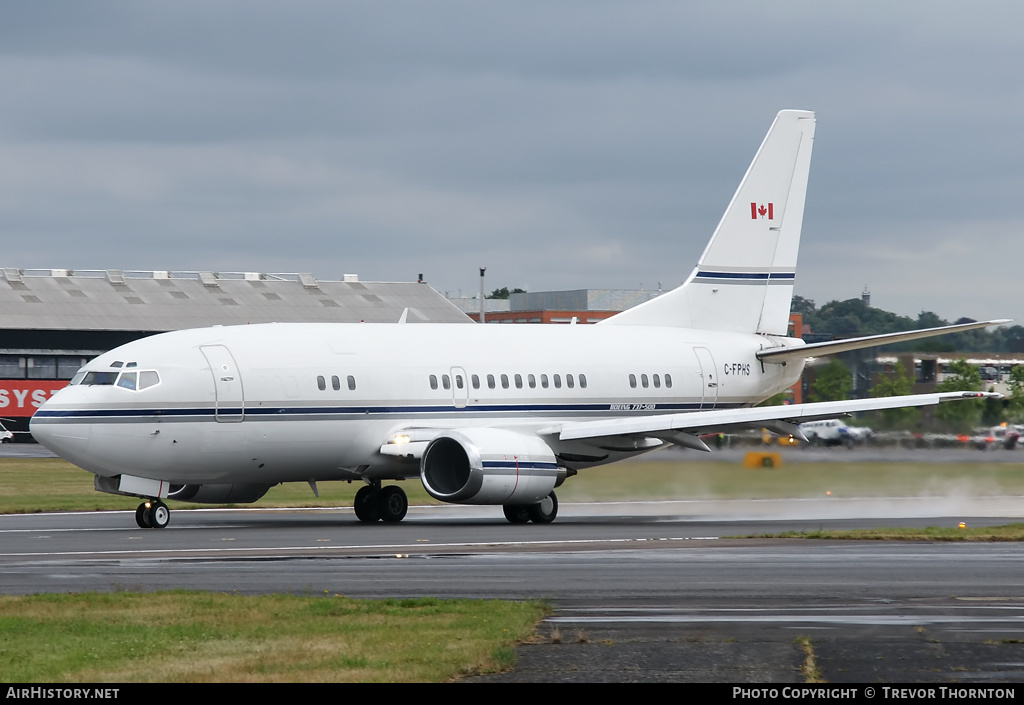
[750,202,773,220]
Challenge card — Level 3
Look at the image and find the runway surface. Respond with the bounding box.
[3,498,1024,682]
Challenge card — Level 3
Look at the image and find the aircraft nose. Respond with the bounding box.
[30,399,92,457]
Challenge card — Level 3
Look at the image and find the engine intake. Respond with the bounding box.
[421,428,559,505]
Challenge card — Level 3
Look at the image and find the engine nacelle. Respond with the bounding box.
[167,483,273,504]
[420,428,559,505]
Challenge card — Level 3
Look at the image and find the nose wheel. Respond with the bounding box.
[135,500,170,529]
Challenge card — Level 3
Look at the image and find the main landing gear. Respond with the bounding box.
[135,499,170,529]
[503,491,558,524]
[354,484,409,523]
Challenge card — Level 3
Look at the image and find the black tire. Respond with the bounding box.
[354,485,381,523]
[378,486,408,523]
[135,503,151,529]
[503,505,531,524]
[527,491,558,524]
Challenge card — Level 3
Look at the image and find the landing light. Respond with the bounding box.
[393,434,410,445]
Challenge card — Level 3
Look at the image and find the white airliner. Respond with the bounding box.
[31,110,1004,529]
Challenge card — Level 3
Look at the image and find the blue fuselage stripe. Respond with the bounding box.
[695,271,795,280]
[33,401,745,421]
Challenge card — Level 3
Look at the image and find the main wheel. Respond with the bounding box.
[527,491,558,524]
[354,485,381,523]
[503,504,531,524]
[378,486,408,523]
[135,503,151,528]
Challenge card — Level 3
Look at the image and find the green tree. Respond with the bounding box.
[487,287,526,300]
[790,295,816,316]
[934,360,983,432]
[808,359,852,403]
[1006,366,1024,423]
[870,360,919,429]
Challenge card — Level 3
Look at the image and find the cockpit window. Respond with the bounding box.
[82,371,118,386]
[116,372,138,390]
[73,369,160,389]
[110,361,124,368]
[117,370,160,391]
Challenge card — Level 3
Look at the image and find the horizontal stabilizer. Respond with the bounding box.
[757,319,1011,365]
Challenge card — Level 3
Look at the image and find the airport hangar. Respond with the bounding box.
[0,268,472,441]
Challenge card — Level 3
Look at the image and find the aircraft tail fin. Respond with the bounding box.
[601,109,815,335]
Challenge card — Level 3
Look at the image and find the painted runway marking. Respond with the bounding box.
[0,536,720,559]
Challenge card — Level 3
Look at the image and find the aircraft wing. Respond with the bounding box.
[757,319,1011,365]
[540,391,997,450]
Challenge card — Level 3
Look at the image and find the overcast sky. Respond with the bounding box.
[2,1,1022,325]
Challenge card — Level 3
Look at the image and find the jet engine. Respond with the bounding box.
[167,483,273,504]
[420,428,560,504]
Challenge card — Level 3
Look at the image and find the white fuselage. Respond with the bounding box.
[31,322,803,486]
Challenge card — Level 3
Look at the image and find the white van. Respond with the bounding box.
[798,419,871,448]
[0,422,13,443]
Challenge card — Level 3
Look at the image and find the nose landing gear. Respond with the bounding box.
[135,500,170,529]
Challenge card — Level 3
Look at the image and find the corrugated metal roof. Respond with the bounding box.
[0,270,471,331]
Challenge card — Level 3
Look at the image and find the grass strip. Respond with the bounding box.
[796,636,825,683]
[0,591,548,683]
[5,457,1024,515]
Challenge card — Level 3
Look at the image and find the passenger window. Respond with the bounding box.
[641,374,649,388]
[487,374,496,389]
[540,374,549,389]
[317,375,326,391]
[629,374,637,389]
[139,371,160,390]
[579,374,587,389]
[347,375,356,391]
[116,372,138,390]
[332,375,341,391]
[553,374,561,389]
[472,374,480,389]
[528,374,536,389]
[456,374,464,389]
[665,374,673,389]
[514,374,523,389]
[566,374,574,389]
[653,374,661,388]
[429,374,438,390]
[442,375,451,390]
[501,374,509,389]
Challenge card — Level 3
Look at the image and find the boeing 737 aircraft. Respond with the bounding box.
[31,110,1004,529]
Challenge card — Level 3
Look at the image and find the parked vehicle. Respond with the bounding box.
[798,419,872,448]
[969,425,1020,450]
[0,422,13,443]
